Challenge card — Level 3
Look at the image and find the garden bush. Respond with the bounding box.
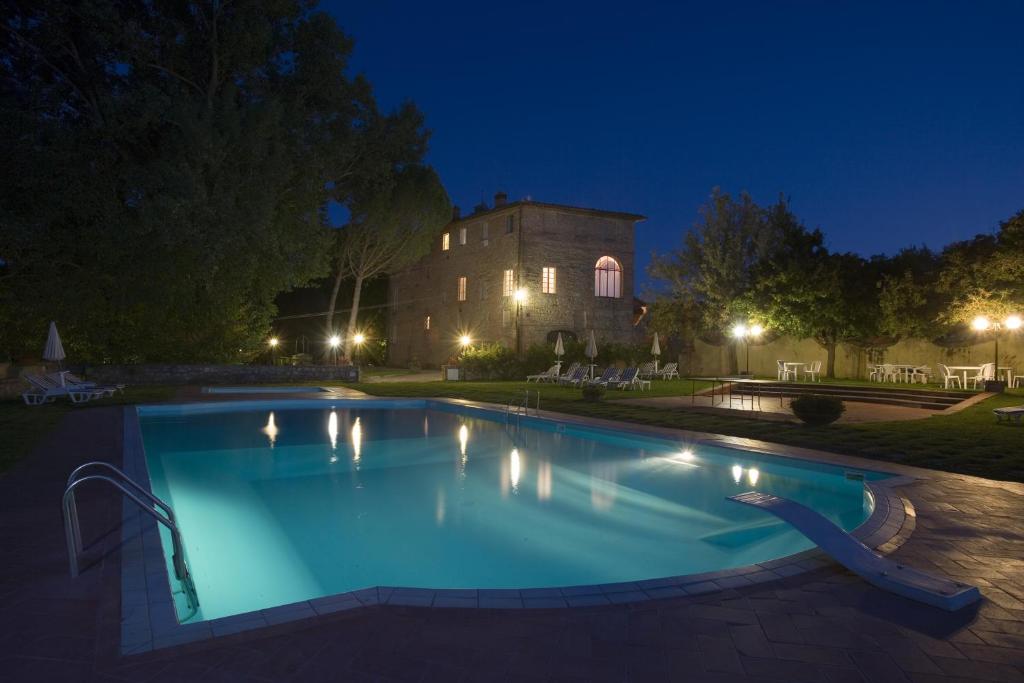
[459,343,524,380]
[581,384,606,402]
[790,394,845,425]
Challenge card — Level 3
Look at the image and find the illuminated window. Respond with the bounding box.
[424,315,431,330]
[457,276,467,302]
[594,256,622,298]
[442,232,449,251]
[459,226,467,245]
[502,269,514,297]
[542,267,556,294]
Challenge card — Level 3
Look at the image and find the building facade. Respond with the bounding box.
[387,194,644,367]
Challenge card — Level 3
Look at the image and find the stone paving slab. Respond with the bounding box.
[1,405,1022,681]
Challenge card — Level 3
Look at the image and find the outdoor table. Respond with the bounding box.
[947,365,1015,387]
[783,362,805,380]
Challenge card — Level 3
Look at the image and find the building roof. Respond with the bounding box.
[454,199,646,223]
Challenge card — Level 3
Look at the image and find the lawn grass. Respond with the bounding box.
[0,385,176,474]
[347,380,1024,482]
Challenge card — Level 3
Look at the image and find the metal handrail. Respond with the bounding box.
[65,462,177,553]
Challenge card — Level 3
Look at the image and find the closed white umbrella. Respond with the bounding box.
[554,333,565,372]
[651,332,661,373]
[585,330,598,380]
[44,321,66,365]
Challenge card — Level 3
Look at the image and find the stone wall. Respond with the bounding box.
[388,199,641,367]
[85,364,359,385]
[682,334,1024,380]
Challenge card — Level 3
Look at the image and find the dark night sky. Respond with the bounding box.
[323,1,1024,291]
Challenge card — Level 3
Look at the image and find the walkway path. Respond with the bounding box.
[613,394,941,424]
[1,406,1022,681]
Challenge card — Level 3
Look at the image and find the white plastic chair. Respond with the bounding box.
[803,360,822,382]
[908,366,931,384]
[938,364,961,389]
[776,360,795,381]
[968,363,994,389]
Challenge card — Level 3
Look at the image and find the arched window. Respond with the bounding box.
[594,256,622,298]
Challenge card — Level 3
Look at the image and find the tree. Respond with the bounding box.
[649,189,773,373]
[0,0,428,362]
[742,201,880,378]
[326,165,451,357]
[877,247,945,340]
[935,210,1024,326]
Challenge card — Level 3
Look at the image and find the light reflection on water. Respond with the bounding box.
[143,406,877,622]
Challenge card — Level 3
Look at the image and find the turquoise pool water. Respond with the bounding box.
[139,402,883,622]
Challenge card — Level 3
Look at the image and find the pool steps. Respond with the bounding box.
[728,491,981,612]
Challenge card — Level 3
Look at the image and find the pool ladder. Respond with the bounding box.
[62,462,199,610]
[505,389,540,429]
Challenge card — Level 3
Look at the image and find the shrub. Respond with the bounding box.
[581,384,606,402]
[459,343,524,380]
[790,394,845,425]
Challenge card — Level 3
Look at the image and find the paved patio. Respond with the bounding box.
[1,405,1022,681]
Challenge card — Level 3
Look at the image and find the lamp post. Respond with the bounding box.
[268,337,279,365]
[731,322,764,376]
[352,333,365,369]
[971,314,1021,391]
[514,288,527,356]
[328,335,341,366]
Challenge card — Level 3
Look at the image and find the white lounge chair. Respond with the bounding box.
[555,362,580,384]
[637,361,656,379]
[47,371,122,396]
[608,367,650,391]
[588,367,620,386]
[22,374,104,405]
[655,362,679,380]
[526,365,559,383]
[558,366,588,386]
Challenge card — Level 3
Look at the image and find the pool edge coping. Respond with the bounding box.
[118,398,920,656]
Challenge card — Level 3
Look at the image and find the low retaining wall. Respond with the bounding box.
[85,364,359,386]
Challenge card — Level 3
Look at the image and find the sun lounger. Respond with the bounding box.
[655,362,679,380]
[555,362,580,384]
[47,371,122,397]
[638,361,656,379]
[729,491,980,611]
[993,406,1024,424]
[526,365,560,383]
[558,366,587,386]
[608,367,650,391]
[22,373,105,405]
[588,367,620,386]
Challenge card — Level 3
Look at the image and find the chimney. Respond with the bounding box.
[473,201,488,214]
[452,205,461,221]
[494,191,508,207]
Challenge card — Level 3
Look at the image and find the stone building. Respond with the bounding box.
[387,193,645,367]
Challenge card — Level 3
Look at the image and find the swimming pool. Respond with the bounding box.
[137,400,886,623]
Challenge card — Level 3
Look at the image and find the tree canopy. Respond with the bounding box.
[0,0,429,362]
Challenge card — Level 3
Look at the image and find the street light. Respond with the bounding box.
[731,322,764,375]
[970,314,1021,389]
[328,335,341,366]
[268,337,279,365]
[459,334,472,348]
[351,333,366,367]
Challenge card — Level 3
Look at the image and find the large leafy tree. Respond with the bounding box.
[649,189,773,372]
[0,0,428,362]
[325,164,451,356]
[743,202,880,378]
[935,210,1024,326]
